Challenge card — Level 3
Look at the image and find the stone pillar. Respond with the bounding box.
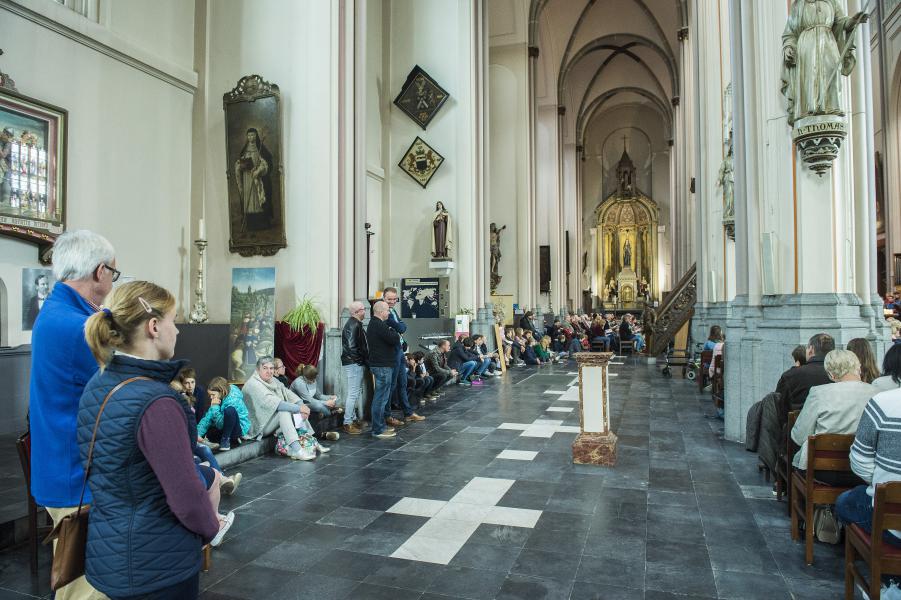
[471,304,497,352]
[572,352,617,465]
[721,0,889,443]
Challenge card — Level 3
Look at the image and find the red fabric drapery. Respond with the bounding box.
[275,321,325,381]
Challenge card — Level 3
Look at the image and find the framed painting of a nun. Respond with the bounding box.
[223,75,287,257]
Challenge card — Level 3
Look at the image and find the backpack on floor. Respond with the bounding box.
[813,506,841,544]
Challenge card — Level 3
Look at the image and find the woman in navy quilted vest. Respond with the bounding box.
[79,281,219,600]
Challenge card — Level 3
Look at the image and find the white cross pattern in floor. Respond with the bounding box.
[386,477,542,564]
[497,416,581,438]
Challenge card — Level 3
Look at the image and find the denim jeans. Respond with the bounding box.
[193,443,221,472]
[343,363,365,425]
[370,367,394,435]
[392,355,414,417]
[305,398,333,418]
[458,361,477,380]
[475,358,491,377]
[836,484,901,547]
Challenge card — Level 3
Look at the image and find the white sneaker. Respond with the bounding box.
[220,473,242,496]
[211,511,235,547]
[317,444,331,454]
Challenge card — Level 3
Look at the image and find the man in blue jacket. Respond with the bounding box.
[30,230,117,600]
[382,287,424,424]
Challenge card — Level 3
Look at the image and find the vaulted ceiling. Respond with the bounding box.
[529,0,687,146]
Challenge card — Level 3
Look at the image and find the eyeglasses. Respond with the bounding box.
[102,264,121,282]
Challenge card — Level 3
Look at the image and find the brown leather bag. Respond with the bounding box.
[43,376,150,591]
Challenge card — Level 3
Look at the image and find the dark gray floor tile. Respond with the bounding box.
[363,558,445,591]
[713,569,792,599]
[569,581,643,600]
[494,573,573,600]
[208,565,299,599]
[468,524,533,548]
[511,548,578,582]
[645,564,717,597]
[307,549,390,581]
[523,526,588,554]
[576,554,645,589]
[425,566,507,599]
[448,542,522,572]
[347,582,424,600]
[273,572,360,600]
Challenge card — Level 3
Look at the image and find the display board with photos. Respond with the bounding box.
[400,278,440,318]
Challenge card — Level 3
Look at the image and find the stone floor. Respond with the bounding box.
[0,360,855,599]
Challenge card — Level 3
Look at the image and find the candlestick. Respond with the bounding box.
[189,239,209,324]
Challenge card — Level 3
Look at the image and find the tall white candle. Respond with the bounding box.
[198,218,206,240]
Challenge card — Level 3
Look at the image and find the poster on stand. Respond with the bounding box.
[21,267,52,330]
[401,278,440,318]
[228,267,276,383]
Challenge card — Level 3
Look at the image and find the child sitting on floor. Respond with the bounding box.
[198,377,251,452]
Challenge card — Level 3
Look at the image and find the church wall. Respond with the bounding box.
[488,53,527,300]
[0,3,196,347]
[199,0,343,325]
[365,0,386,298]
[535,104,558,309]
[381,0,482,313]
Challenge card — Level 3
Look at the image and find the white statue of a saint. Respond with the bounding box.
[781,0,868,125]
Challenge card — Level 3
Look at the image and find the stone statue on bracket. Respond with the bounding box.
[489,222,506,293]
[781,0,868,175]
[718,83,735,239]
[431,201,453,260]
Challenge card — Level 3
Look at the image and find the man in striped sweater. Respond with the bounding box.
[837,386,901,546]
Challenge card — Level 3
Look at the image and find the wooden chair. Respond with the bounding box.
[619,339,635,357]
[15,431,52,574]
[698,351,713,391]
[790,433,856,565]
[775,411,799,507]
[711,354,725,409]
[845,481,901,600]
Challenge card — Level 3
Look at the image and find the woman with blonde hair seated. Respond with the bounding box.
[790,348,875,487]
[79,281,221,599]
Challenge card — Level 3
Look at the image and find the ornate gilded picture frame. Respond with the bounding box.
[398,137,444,189]
[0,87,67,260]
[393,65,450,130]
[223,75,287,257]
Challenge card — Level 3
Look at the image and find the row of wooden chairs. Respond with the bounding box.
[774,412,901,599]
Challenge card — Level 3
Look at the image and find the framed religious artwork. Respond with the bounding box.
[393,65,450,129]
[228,267,276,384]
[398,136,444,188]
[223,75,287,257]
[0,87,67,261]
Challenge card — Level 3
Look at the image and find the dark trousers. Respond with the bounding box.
[111,573,199,600]
[205,406,240,446]
[431,372,451,388]
[392,355,414,417]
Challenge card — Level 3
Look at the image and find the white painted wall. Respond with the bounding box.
[198,0,343,325]
[0,3,195,347]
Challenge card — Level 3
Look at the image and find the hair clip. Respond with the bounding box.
[137,297,153,314]
[101,307,113,319]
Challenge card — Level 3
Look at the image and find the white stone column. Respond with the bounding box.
[722,0,888,443]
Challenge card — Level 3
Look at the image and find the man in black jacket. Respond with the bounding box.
[447,337,481,386]
[341,301,369,434]
[367,301,401,438]
[425,339,458,388]
[775,332,834,423]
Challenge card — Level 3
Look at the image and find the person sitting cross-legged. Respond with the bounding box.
[198,377,251,452]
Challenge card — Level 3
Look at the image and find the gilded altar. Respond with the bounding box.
[592,149,658,306]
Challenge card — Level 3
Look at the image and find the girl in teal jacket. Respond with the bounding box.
[198,378,251,451]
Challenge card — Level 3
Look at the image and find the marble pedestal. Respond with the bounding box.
[572,352,617,466]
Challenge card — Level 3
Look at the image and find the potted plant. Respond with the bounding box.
[275,296,325,378]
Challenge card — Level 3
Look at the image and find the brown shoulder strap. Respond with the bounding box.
[75,376,152,515]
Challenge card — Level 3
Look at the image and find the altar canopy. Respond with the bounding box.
[594,149,659,305]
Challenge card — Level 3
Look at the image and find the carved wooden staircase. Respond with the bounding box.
[644,263,697,357]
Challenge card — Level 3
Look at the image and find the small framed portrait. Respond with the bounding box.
[0,88,67,257]
[223,75,286,257]
[22,267,53,331]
